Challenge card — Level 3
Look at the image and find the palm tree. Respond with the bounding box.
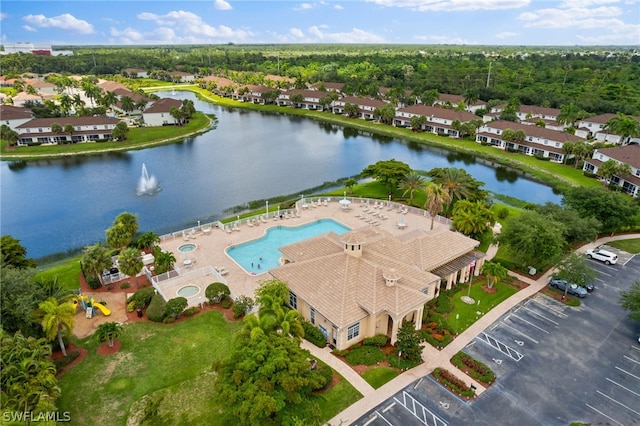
[604,113,640,145]
[101,91,118,115]
[82,243,113,281]
[135,99,148,113]
[136,231,160,251]
[170,107,185,125]
[242,313,276,340]
[481,261,508,289]
[94,322,124,348]
[118,247,143,289]
[0,125,19,146]
[430,168,474,216]
[571,141,591,169]
[38,298,76,357]
[36,276,76,304]
[399,171,424,206]
[120,96,135,115]
[63,124,75,142]
[452,200,495,238]
[421,89,439,106]
[152,249,176,275]
[463,88,479,107]
[556,103,585,128]
[562,141,575,164]
[424,182,451,230]
[59,94,73,116]
[51,123,63,143]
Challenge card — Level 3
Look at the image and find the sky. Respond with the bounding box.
[1,0,639,46]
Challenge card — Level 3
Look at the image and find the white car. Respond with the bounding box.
[585,248,618,265]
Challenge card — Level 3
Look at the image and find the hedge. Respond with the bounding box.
[146,294,166,322]
[127,287,156,308]
[345,346,385,366]
[363,334,388,347]
[205,282,230,304]
[302,320,327,348]
[451,351,495,384]
[433,367,475,398]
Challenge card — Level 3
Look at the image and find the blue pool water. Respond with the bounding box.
[227,219,350,274]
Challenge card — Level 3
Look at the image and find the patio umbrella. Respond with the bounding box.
[339,194,351,209]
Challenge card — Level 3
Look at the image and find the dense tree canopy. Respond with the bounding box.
[563,187,639,233]
[361,159,411,192]
[553,252,597,290]
[1,235,37,269]
[620,281,640,322]
[0,268,45,337]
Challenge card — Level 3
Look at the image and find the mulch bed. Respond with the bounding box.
[97,340,122,355]
[53,343,88,378]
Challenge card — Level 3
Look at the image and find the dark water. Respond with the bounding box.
[0,91,561,259]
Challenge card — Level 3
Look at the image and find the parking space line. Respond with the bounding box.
[363,414,379,426]
[622,254,635,266]
[596,390,640,417]
[374,411,394,425]
[595,269,613,277]
[522,305,559,325]
[383,402,396,413]
[528,298,567,318]
[394,391,448,426]
[500,322,539,344]
[606,378,640,398]
[586,403,625,426]
[509,314,550,334]
[615,366,640,381]
[631,345,640,353]
[624,355,640,365]
[478,332,524,361]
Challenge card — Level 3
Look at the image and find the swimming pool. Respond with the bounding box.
[227,219,350,274]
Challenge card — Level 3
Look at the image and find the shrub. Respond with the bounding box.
[165,297,188,320]
[363,334,389,347]
[54,350,80,371]
[220,295,233,309]
[120,282,131,290]
[583,171,597,178]
[126,301,136,313]
[182,306,199,317]
[302,320,327,348]
[146,294,166,322]
[496,206,509,220]
[313,365,334,390]
[433,367,475,398]
[205,282,230,304]
[332,348,349,357]
[163,316,176,323]
[87,276,101,290]
[451,352,495,384]
[232,295,254,319]
[345,346,385,366]
[434,295,453,314]
[127,287,156,308]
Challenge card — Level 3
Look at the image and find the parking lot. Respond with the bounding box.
[354,251,639,426]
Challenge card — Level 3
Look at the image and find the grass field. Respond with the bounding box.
[606,238,640,254]
[362,367,400,389]
[33,256,82,290]
[57,310,361,425]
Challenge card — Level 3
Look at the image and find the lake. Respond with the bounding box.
[0,91,561,259]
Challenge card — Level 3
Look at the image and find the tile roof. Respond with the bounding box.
[594,145,640,169]
[397,104,478,122]
[16,116,121,129]
[143,97,182,113]
[336,96,389,108]
[0,105,33,120]
[482,120,584,142]
[98,81,129,93]
[519,105,561,116]
[271,226,477,328]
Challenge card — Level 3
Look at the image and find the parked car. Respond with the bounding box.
[585,248,618,265]
[549,278,588,298]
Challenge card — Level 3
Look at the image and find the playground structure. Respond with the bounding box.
[73,292,111,318]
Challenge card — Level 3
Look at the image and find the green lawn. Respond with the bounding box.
[33,256,82,290]
[448,280,518,334]
[606,238,640,254]
[362,367,400,389]
[57,311,360,425]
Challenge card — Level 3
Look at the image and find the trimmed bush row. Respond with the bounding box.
[302,320,327,348]
[451,352,495,385]
[433,367,475,398]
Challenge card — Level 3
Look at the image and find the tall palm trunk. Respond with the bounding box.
[57,331,67,357]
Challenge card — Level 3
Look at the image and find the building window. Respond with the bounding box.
[421,287,428,295]
[310,308,315,325]
[289,292,297,309]
[347,322,360,340]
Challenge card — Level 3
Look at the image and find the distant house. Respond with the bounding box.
[12,92,42,107]
[15,116,121,145]
[123,68,148,78]
[200,76,236,96]
[476,120,584,162]
[111,88,154,115]
[168,71,195,83]
[270,227,481,350]
[394,104,478,138]
[576,114,640,144]
[233,85,275,104]
[264,74,295,88]
[583,145,640,197]
[332,96,388,119]
[434,93,487,113]
[98,80,129,93]
[24,79,56,95]
[277,89,330,110]
[1,105,33,131]
[312,82,345,94]
[142,98,183,126]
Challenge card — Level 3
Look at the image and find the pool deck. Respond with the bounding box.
[158,199,451,301]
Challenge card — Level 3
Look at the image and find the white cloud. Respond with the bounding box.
[109,26,177,44]
[496,31,518,38]
[367,0,530,12]
[22,25,36,32]
[214,0,232,10]
[334,4,344,9]
[519,5,622,28]
[23,13,94,34]
[0,13,8,20]
[136,10,252,41]
[272,26,385,43]
[560,0,620,7]
[293,3,315,11]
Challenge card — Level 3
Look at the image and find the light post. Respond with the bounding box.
[266,200,269,218]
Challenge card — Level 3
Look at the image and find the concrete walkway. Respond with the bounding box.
[323,233,640,426]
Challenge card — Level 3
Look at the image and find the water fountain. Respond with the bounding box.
[136,163,161,196]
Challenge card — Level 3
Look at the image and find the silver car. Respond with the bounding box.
[549,278,588,298]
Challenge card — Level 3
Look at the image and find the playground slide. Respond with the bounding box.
[92,302,111,316]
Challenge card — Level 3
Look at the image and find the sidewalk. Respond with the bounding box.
[323,233,640,425]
